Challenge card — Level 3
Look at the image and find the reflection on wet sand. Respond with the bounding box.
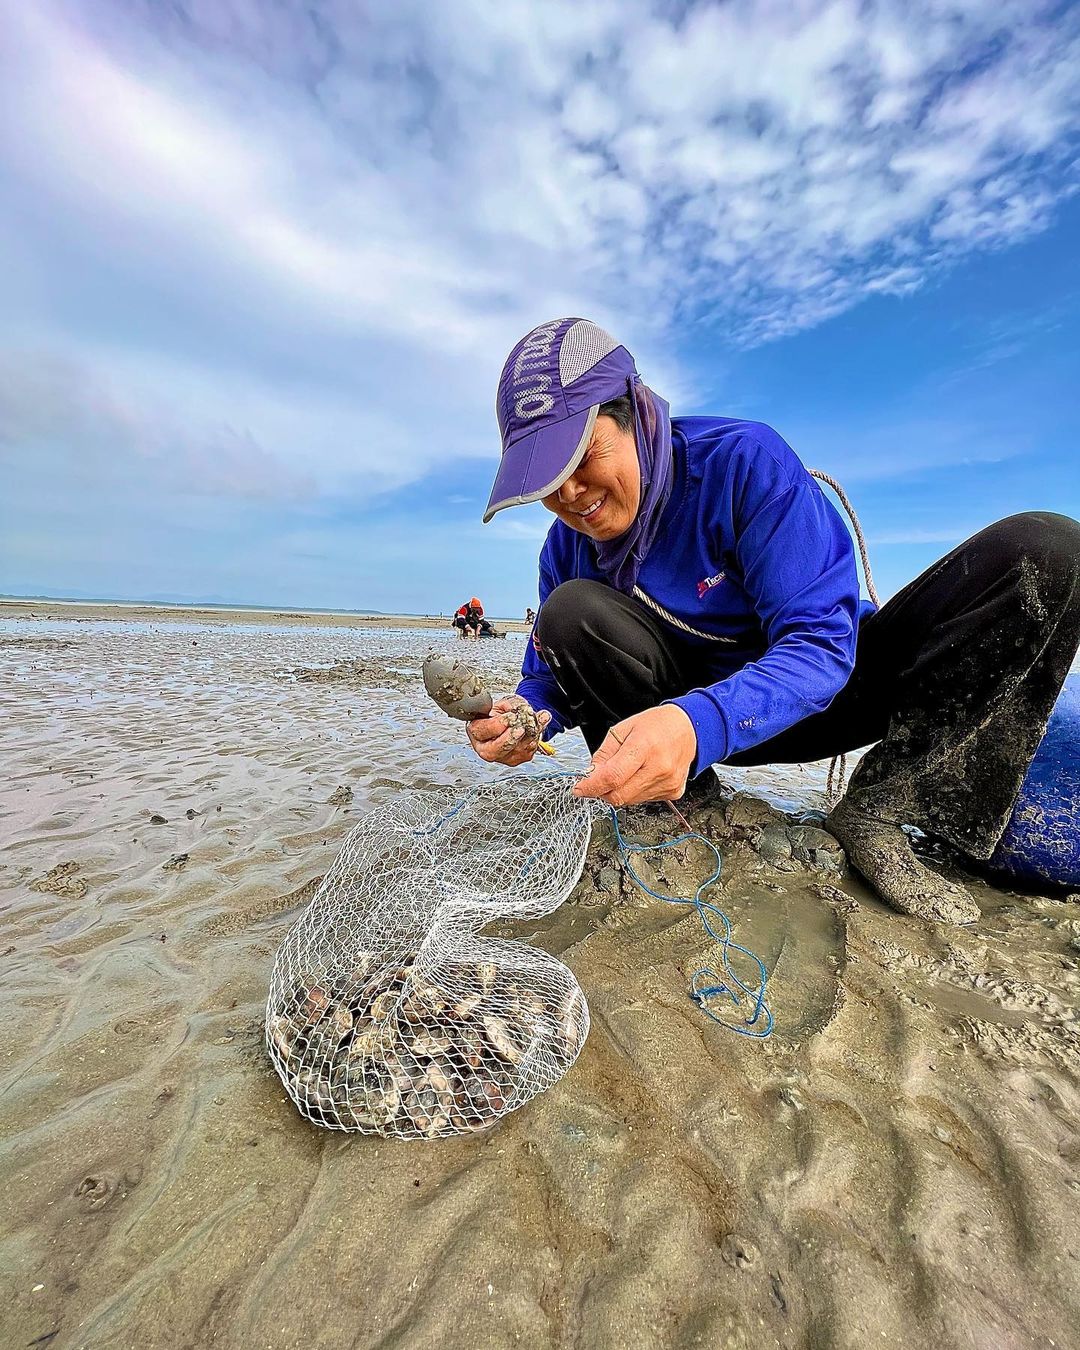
[1,617,1078,1349]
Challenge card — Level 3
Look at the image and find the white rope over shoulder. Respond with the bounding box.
[809,469,880,807]
[630,585,738,643]
[809,470,881,608]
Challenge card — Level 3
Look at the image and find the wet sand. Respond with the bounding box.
[0,597,531,633]
[1,616,1078,1349]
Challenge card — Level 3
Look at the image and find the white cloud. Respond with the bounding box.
[0,0,1076,519]
[0,349,314,500]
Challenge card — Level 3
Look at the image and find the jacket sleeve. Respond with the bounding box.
[668,469,860,773]
[515,539,574,738]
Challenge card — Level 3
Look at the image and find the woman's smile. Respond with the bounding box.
[573,494,606,521]
[541,415,640,540]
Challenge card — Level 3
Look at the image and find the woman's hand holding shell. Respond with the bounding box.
[466,696,551,765]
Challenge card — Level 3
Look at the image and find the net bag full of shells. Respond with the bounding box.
[265,775,595,1138]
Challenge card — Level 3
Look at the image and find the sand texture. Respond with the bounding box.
[0,597,530,633]
[1,616,1078,1350]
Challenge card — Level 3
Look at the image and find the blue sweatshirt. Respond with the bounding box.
[516,417,876,775]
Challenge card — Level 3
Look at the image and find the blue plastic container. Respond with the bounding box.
[989,672,1080,887]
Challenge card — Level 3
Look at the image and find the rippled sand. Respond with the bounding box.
[1,618,1078,1349]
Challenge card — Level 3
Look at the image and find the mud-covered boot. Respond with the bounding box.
[826,796,980,925]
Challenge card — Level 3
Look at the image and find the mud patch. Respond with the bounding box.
[286,657,417,690]
[0,637,75,650]
[204,875,324,937]
[954,1015,1080,1071]
[28,861,88,898]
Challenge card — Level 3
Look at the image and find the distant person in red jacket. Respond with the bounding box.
[453,597,492,638]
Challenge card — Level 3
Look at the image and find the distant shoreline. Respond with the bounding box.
[0,597,530,633]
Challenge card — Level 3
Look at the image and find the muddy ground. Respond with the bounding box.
[1,617,1077,1349]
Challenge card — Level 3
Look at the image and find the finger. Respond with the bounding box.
[467,714,509,745]
[589,736,619,768]
[471,725,517,761]
[610,772,658,807]
[533,711,555,755]
[622,764,684,805]
[606,758,665,807]
[501,740,537,766]
[569,727,620,789]
[490,729,519,759]
[574,732,644,798]
[574,753,634,799]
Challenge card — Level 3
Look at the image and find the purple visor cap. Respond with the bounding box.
[483,317,638,523]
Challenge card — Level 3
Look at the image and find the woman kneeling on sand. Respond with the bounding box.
[466,318,1080,926]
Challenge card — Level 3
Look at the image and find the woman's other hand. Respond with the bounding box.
[572,705,697,806]
[466,696,552,766]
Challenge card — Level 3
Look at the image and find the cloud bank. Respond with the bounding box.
[1,0,1077,602]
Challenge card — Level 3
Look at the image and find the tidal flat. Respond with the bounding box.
[1,614,1077,1349]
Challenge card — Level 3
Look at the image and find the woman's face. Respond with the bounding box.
[540,414,640,540]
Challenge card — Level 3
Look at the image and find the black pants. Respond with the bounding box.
[535,513,1080,860]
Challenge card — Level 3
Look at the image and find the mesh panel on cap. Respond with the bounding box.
[559,320,619,387]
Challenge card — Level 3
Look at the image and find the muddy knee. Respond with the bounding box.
[994,513,1080,600]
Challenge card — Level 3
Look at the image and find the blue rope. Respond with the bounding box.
[409,798,469,836]
[413,773,773,1040]
[604,806,773,1040]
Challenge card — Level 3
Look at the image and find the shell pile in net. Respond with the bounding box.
[266,951,588,1138]
[264,776,598,1138]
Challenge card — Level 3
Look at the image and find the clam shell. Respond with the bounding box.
[401,1089,431,1134]
[482,1014,524,1065]
[348,1024,385,1061]
[423,1109,451,1137]
[411,982,449,1016]
[368,990,398,1022]
[294,1068,334,1111]
[558,989,587,1050]
[452,991,484,1018]
[422,654,493,721]
[302,983,331,1021]
[476,1077,506,1113]
[347,952,376,984]
[384,1054,415,1096]
[422,1065,456,1115]
[425,1062,451,1095]
[267,1012,297,1060]
[517,988,548,1020]
[410,1029,452,1058]
[456,1035,486,1070]
[346,1077,400,1129]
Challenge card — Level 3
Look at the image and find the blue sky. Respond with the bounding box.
[1,0,1078,617]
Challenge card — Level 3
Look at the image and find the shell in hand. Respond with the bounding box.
[422,654,494,721]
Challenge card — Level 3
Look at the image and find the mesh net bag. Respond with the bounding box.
[265,774,597,1138]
